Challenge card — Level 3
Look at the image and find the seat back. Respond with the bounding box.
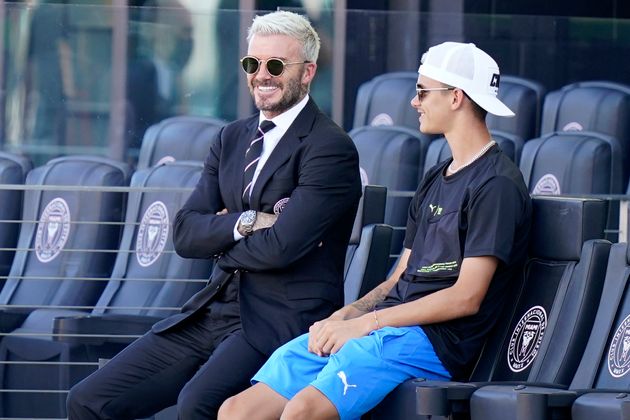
[136,116,226,169]
[92,161,210,318]
[344,185,392,304]
[568,242,630,390]
[486,75,546,141]
[0,152,32,281]
[540,81,630,184]
[471,197,610,385]
[422,131,523,177]
[0,156,130,327]
[353,71,419,130]
[520,131,623,242]
[520,131,622,196]
[349,125,430,266]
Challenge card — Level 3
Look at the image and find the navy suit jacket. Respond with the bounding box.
[154,98,362,356]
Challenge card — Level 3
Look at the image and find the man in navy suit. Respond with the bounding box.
[66,10,361,420]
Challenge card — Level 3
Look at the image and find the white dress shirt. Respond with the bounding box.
[233,94,310,240]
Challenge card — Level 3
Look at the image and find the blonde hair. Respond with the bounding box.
[248,10,320,63]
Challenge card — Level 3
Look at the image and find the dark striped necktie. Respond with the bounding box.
[242,120,276,207]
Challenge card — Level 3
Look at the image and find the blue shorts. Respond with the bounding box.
[252,326,450,420]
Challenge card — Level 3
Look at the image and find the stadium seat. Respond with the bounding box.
[521,131,622,196]
[351,72,437,149]
[0,152,32,283]
[349,125,430,267]
[521,131,623,241]
[486,75,546,141]
[422,130,523,177]
[371,196,611,420]
[540,81,630,186]
[0,155,130,334]
[136,116,226,169]
[0,161,210,418]
[344,185,392,304]
[469,241,630,420]
[353,71,421,130]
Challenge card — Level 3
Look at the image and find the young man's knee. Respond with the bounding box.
[282,397,312,420]
[283,391,336,420]
[217,395,245,420]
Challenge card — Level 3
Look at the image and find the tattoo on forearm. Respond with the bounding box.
[351,283,391,312]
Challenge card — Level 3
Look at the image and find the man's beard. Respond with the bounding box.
[252,75,309,115]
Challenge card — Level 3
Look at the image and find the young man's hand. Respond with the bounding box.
[307,315,374,356]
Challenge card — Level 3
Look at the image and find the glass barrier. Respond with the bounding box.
[1,4,629,165]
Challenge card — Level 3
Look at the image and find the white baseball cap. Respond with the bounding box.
[419,42,515,117]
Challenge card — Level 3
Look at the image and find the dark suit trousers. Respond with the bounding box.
[66,303,267,420]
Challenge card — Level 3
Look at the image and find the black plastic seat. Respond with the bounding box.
[0,161,210,418]
[0,155,131,334]
[540,81,630,187]
[521,131,623,242]
[470,241,630,420]
[344,185,392,304]
[486,75,546,142]
[353,71,421,130]
[136,116,226,169]
[349,125,430,267]
[521,131,622,196]
[0,152,32,283]
[371,196,611,420]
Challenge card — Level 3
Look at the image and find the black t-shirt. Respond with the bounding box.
[376,145,532,380]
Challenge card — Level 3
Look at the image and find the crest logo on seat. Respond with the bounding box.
[608,313,630,378]
[562,121,584,131]
[370,113,394,126]
[532,174,561,195]
[136,201,169,267]
[507,305,547,372]
[35,198,71,263]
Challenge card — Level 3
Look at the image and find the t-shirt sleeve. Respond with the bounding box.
[463,175,527,263]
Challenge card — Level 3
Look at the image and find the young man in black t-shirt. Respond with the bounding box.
[219,42,532,420]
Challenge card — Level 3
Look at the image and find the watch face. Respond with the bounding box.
[241,210,256,225]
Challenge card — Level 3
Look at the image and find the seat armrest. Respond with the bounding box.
[53,314,161,345]
[415,380,479,416]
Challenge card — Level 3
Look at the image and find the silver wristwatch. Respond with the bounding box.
[238,210,257,236]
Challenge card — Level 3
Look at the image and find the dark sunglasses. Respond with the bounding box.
[240,56,310,77]
[416,86,455,101]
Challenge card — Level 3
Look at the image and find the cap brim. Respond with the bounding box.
[469,93,515,117]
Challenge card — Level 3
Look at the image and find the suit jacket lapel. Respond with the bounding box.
[249,99,319,210]
[232,117,259,211]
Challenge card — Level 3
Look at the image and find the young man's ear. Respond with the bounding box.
[450,88,466,110]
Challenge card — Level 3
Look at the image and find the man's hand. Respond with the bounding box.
[253,212,277,231]
[217,209,277,232]
[308,315,373,356]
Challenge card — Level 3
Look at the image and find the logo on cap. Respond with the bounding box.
[136,201,169,267]
[507,305,547,372]
[608,313,630,378]
[490,73,501,88]
[35,198,71,263]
